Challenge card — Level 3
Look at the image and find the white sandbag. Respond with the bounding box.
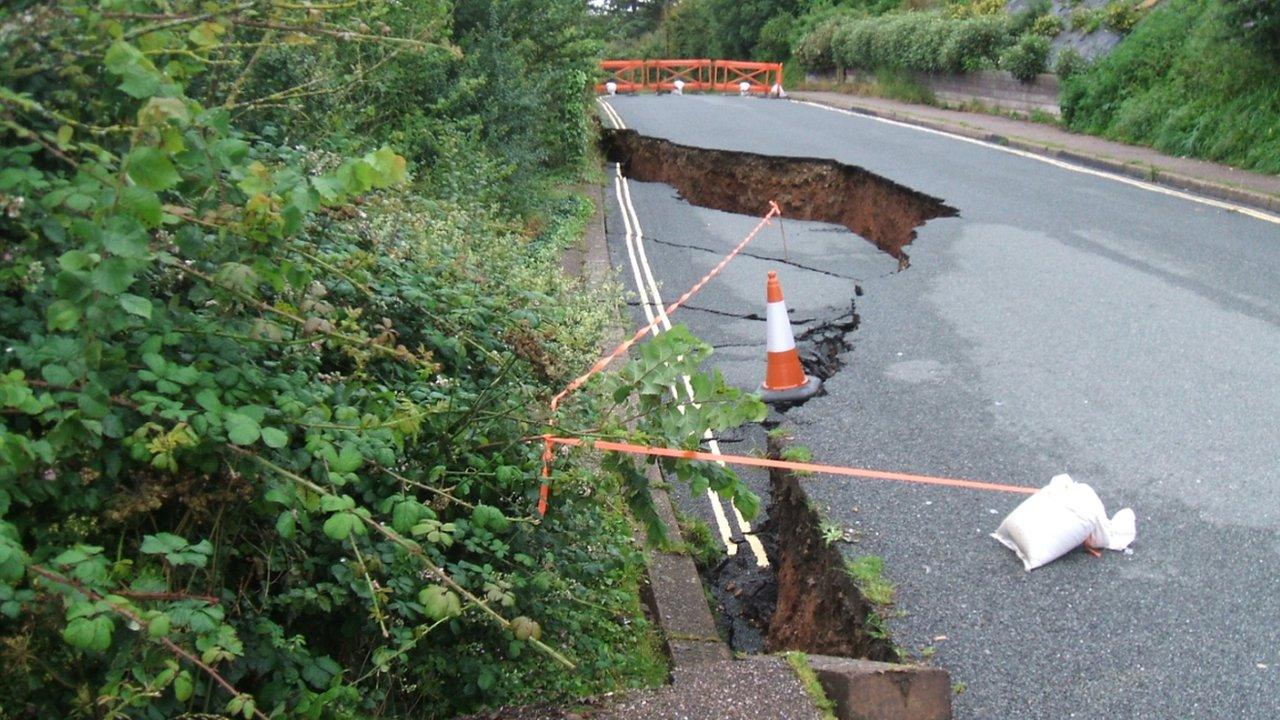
[991,474,1136,571]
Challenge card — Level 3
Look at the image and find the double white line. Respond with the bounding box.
[598,98,769,567]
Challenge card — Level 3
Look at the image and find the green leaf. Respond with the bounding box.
[91,258,137,296]
[419,585,462,620]
[119,66,161,99]
[63,193,94,212]
[104,41,144,74]
[118,293,152,319]
[275,511,296,539]
[322,512,355,540]
[40,364,74,387]
[62,615,114,652]
[127,147,181,191]
[734,486,760,521]
[104,42,162,99]
[148,614,171,638]
[224,412,261,445]
[188,21,226,48]
[58,250,97,272]
[320,494,355,512]
[392,500,423,534]
[195,388,223,411]
[118,186,163,228]
[331,443,363,473]
[260,427,288,449]
[46,300,81,331]
[140,532,187,555]
[103,216,152,258]
[137,97,190,128]
[142,533,212,567]
[210,138,249,167]
[365,147,408,188]
[472,504,510,533]
[174,671,194,701]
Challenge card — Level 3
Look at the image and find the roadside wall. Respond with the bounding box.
[808,69,1060,116]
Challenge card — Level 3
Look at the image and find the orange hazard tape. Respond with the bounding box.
[538,202,782,515]
[533,198,1034,515]
[544,436,1038,495]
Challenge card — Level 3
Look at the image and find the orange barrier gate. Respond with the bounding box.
[711,59,782,94]
[648,58,712,92]
[595,59,783,95]
[599,59,646,94]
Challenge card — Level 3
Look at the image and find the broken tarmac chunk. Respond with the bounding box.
[804,655,952,720]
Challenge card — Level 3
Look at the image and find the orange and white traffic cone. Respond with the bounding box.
[761,270,822,403]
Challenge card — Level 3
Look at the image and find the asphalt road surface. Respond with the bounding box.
[597,94,1280,719]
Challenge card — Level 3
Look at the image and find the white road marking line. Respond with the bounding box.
[599,99,623,128]
[793,99,1280,226]
[597,98,625,130]
[613,159,769,567]
[613,164,738,558]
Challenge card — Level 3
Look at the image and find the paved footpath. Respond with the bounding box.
[791,90,1280,212]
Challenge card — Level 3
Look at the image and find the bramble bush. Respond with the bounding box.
[0,1,764,718]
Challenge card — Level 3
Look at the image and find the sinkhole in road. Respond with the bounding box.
[601,129,927,662]
[695,434,897,662]
[600,128,958,266]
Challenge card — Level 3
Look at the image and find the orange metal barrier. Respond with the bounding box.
[596,59,782,95]
[600,59,646,94]
[648,58,712,92]
[711,59,782,94]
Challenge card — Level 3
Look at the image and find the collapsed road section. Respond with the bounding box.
[600,128,957,265]
[598,121,960,710]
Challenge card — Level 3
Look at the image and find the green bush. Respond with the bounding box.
[1031,13,1066,36]
[1104,0,1142,32]
[1069,7,1105,32]
[939,14,1013,71]
[1223,0,1280,59]
[756,13,799,61]
[795,15,847,73]
[945,0,1008,19]
[1053,47,1090,78]
[0,2,765,718]
[1010,0,1053,34]
[1000,34,1052,81]
[1062,0,1280,174]
[820,11,1011,74]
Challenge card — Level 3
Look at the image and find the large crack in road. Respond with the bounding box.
[604,125,957,670]
[601,128,957,267]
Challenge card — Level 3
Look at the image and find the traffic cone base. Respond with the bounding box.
[760,270,823,404]
[760,373,822,404]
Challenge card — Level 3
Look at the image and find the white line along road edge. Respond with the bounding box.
[793,99,1280,227]
[598,98,769,567]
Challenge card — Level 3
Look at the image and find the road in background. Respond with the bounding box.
[599,94,1280,719]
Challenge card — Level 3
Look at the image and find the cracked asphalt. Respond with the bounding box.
[599,94,1280,719]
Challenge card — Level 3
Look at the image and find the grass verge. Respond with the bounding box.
[781,652,839,720]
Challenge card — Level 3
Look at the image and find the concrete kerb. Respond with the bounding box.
[765,434,955,720]
[580,176,734,670]
[806,655,952,720]
[789,94,1280,215]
